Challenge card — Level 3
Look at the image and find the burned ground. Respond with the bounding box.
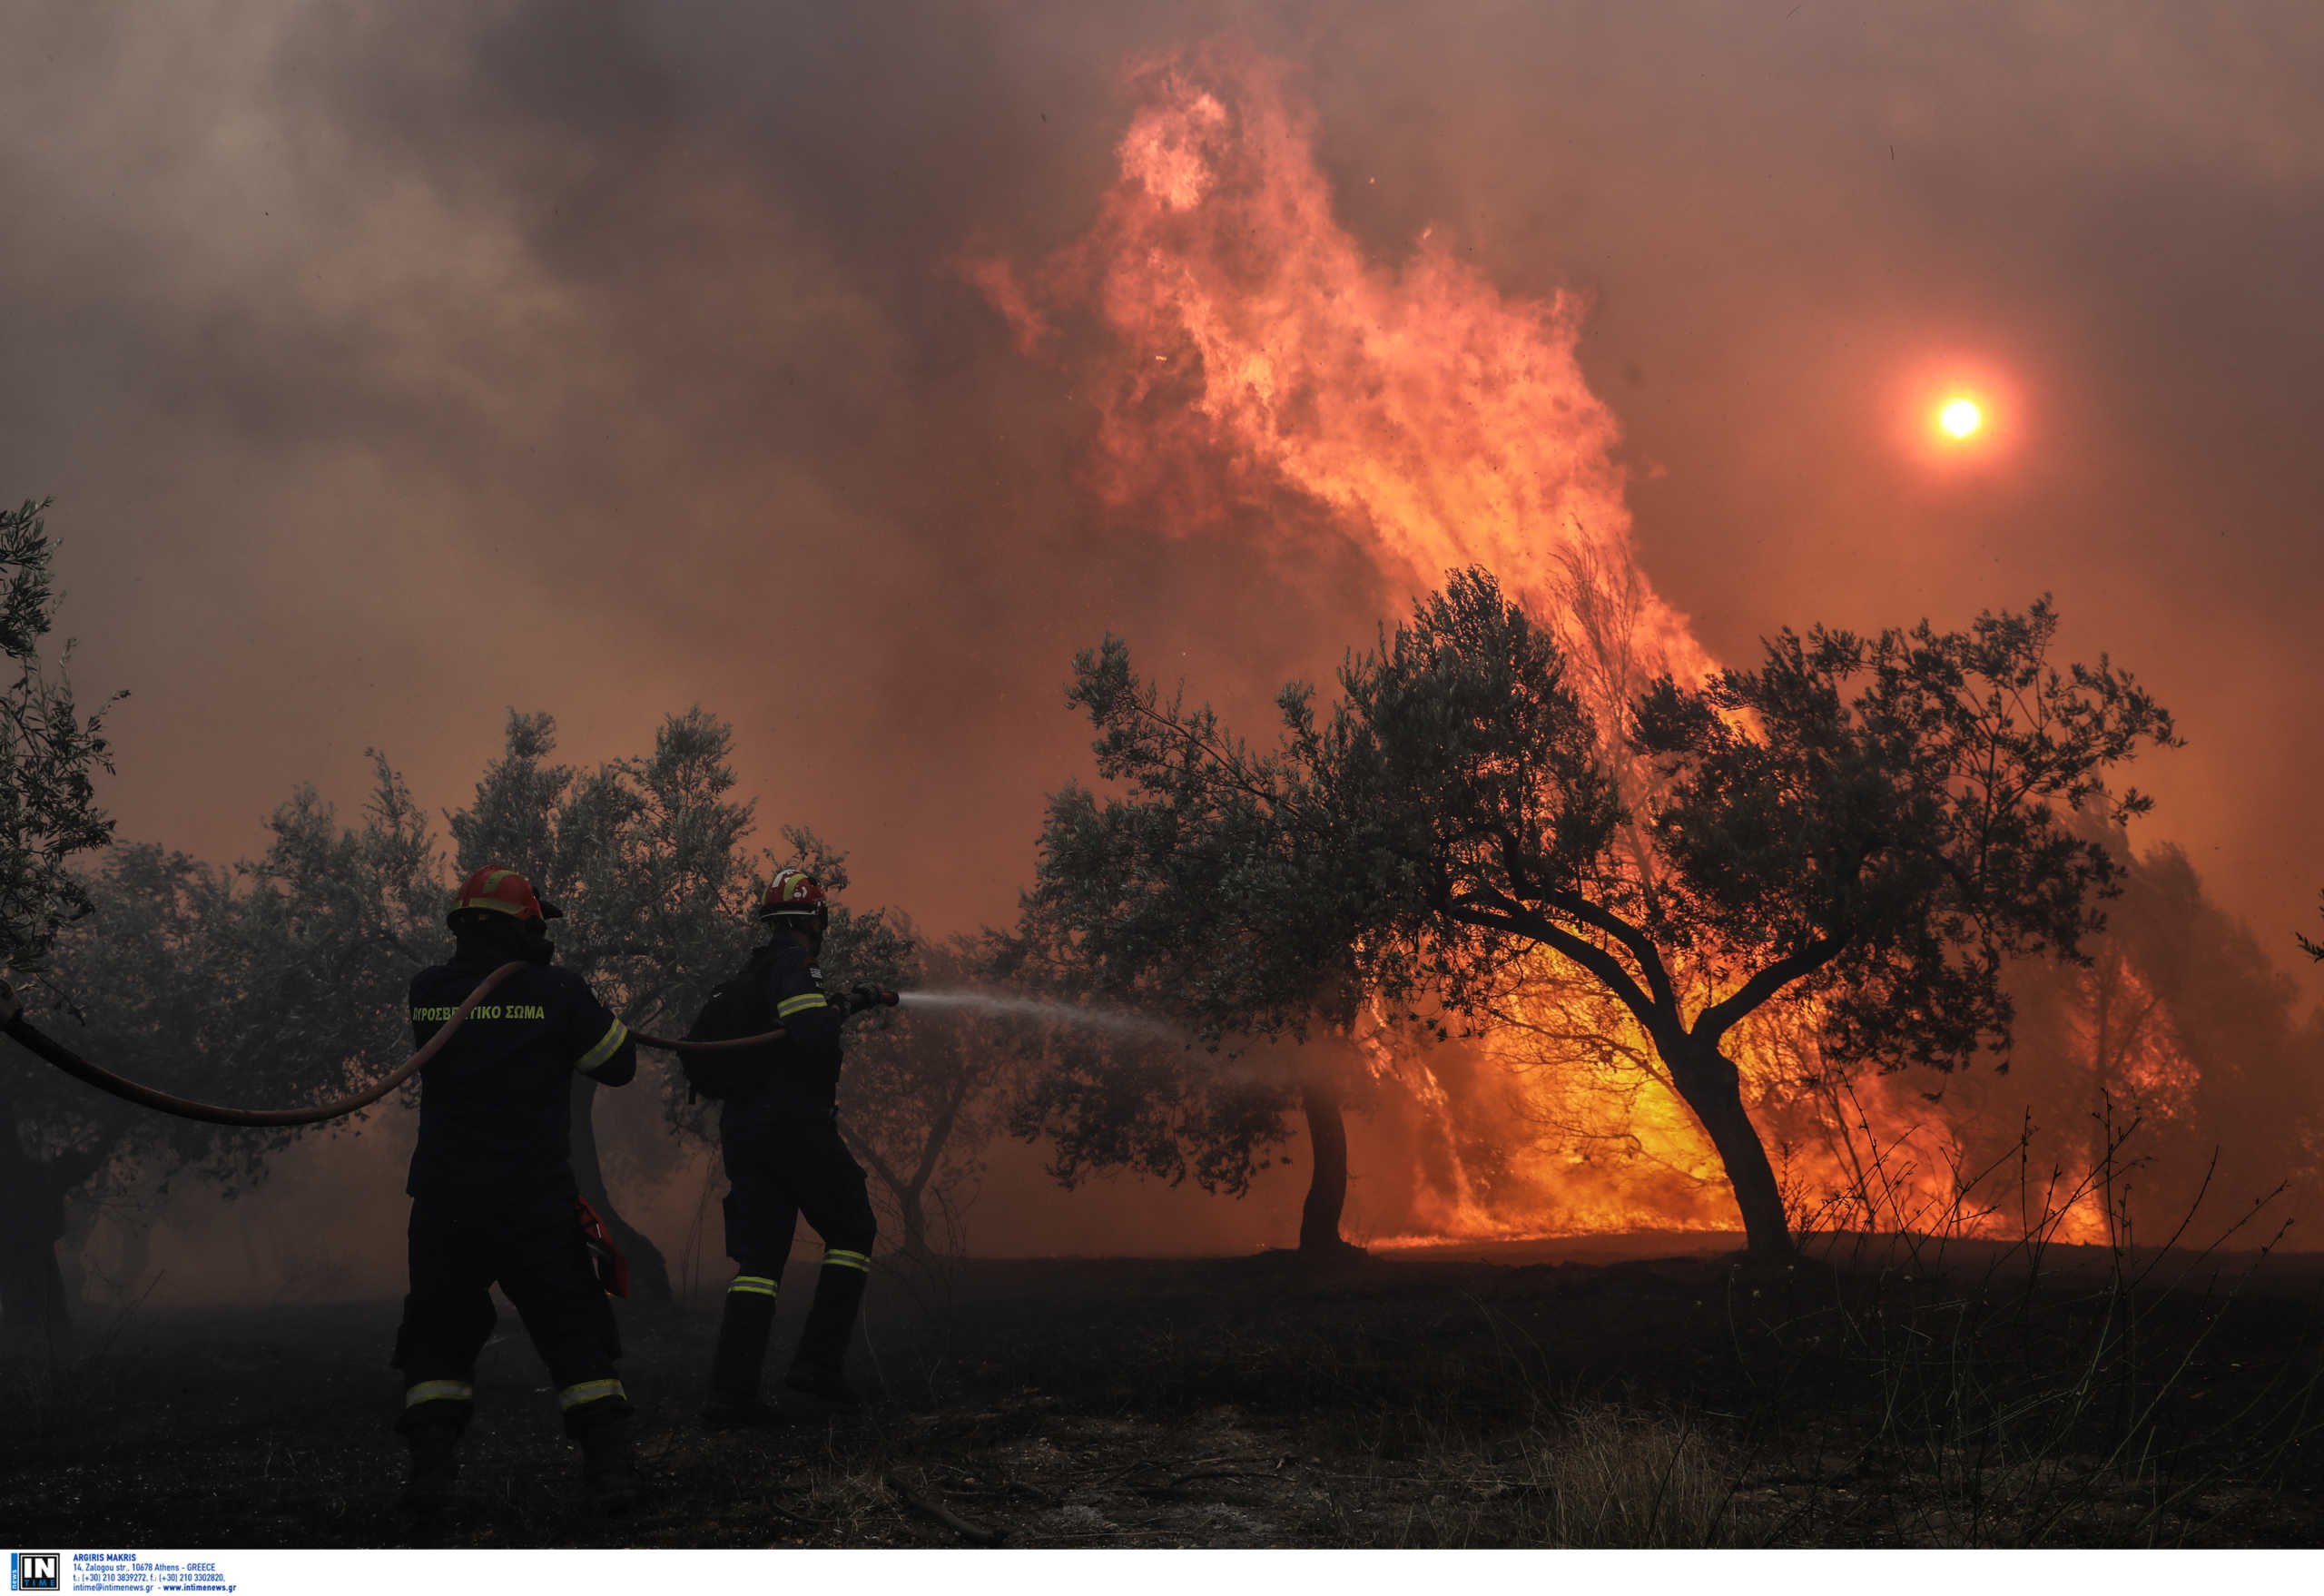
[8,1237,2323,1549]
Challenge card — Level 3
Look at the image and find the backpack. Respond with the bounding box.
[680,959,781,1102]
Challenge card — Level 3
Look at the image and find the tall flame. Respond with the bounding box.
[969,44,1709,689]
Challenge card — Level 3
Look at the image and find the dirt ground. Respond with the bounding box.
[8,1236,2323,1548]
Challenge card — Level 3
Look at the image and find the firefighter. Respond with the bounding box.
[394,865,642,1514]
[701,867,890,1427]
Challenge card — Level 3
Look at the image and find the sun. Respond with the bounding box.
[1937,397,1984,439]
[1899,361,2015,465]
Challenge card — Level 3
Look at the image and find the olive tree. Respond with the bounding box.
[1023,568,2178,1256]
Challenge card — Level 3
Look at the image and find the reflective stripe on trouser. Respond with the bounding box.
[726,1273,779,1297]
[822,1248,871,1274]
[558,1378,626,1412]
[404,1379,475,1406]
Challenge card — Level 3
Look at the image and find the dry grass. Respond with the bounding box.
[1304,1402,1748,1547]
[1537,1405,1742,1545]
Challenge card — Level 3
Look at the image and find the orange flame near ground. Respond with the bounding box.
[977,43,2190,1247]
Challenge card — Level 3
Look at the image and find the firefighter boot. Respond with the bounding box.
[783,1256,869,1413]
[567,1397,640,1513]
[396,1407,465,1517]
[700,1275,786,1430]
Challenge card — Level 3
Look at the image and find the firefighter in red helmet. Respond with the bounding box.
[700,866,891,1426]
[394,865,642,1514]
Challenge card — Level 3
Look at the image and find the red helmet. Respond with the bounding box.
[756,866,828,931]
[450,864,562,924]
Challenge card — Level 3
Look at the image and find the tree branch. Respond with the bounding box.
[1692,933,1848,1046]
[1117,694,1300,823]
[1536,885,1678,1013]
[1447,890,1663,1035]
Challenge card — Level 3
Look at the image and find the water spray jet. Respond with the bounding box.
[898,989,1187,1044]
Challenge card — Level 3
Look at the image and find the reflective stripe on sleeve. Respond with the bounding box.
[404,1380,474,1406]
[774,992,830,1020]
[557,1378,626,1411]
[574,1018,630,1076]
[822,1248,872,1274]
[726,1274,779,1297]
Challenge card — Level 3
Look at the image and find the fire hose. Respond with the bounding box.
[0,965,872,1130]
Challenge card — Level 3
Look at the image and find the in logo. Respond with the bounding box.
[10,1554,59,1592]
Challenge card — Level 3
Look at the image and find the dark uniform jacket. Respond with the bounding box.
[722,942,845,1131]
[406,954,637,1205]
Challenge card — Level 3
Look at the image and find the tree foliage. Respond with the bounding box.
[1630,602,2177,1071]
[1003,1020,1302,1201]
[0,498,124,971]
[449,708,766,1052]
[44,760,441,1175]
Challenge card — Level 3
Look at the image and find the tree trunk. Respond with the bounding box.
[1665,1038,1793,1256]
[899,1184,929,1259]
[881,1068,973,1262]
[0,1092,74,1347]
[1296,1077,1355,1255]
[569,1077,672,1304]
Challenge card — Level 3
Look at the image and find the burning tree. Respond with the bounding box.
[1024,569,2178,1256]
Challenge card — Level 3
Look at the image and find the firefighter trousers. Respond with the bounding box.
[393,1192,625,1437]
[716,1111,875,1384]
